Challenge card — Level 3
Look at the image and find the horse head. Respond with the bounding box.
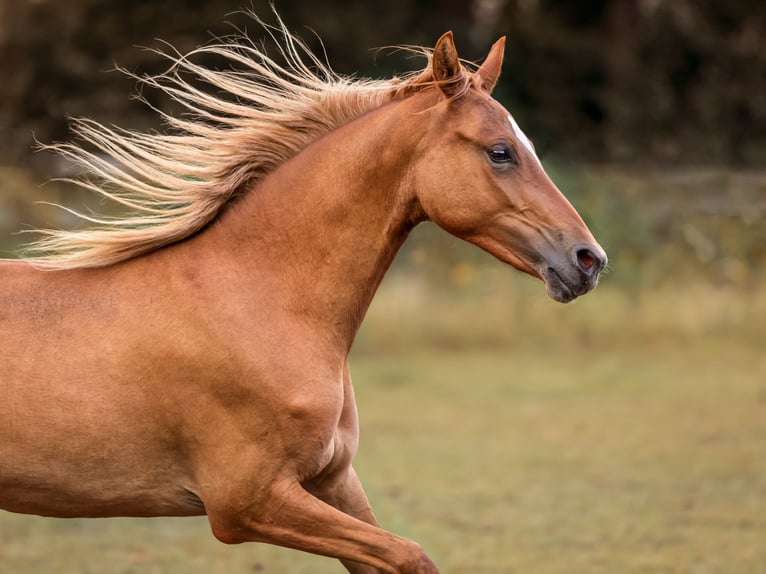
[411,33,607,303]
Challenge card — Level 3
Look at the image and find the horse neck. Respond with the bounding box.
[203,96,430,349]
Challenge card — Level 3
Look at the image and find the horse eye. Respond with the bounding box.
[487,145,514,164]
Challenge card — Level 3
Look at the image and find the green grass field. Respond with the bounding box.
[2,278,765,574]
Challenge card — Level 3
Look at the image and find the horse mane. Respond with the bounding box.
[23,13,466,270]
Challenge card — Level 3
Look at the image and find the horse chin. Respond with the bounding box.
[543,265,602,303]
[543,267,578,303]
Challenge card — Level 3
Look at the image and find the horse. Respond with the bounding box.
[0,16,606,574]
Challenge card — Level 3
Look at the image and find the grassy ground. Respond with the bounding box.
[1,281,765,573]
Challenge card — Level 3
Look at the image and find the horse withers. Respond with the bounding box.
[0,18,606,574]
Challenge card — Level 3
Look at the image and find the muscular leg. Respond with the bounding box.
[206,477,438,574]
[202,360,436,573]
[306,465,386,573]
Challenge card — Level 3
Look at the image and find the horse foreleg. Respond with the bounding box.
[305,465,388,573]
[206,478,438,574]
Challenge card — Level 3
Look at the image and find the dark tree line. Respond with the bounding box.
[497,0,766,164]
[1,0,764,169]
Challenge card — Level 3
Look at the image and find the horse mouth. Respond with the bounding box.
[544,267,577,303]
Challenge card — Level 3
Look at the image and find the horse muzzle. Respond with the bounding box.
[542,244,607,303]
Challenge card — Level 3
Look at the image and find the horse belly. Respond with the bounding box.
[0,411,205,518]
[0,261,219,518]
[0,476,205,519]
[0,361,204,519]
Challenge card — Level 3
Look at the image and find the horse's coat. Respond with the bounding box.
[0,18,606,574]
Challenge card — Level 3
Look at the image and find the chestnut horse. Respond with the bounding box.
[0,18,606,574]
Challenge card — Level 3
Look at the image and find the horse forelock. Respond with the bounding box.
[22,13,452,270]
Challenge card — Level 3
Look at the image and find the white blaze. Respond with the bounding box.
[508,114,540,165]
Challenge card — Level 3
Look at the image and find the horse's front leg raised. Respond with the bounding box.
[305,465,391,574]
[206,477,438,574]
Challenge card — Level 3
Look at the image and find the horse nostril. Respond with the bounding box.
[575,248,600,275]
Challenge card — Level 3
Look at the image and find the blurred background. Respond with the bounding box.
[2,0,766,291]
[1,1,765,573]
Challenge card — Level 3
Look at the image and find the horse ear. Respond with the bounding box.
[476,36,506,94]
[432,31,465,98]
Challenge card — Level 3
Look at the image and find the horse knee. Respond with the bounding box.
[395,543,440,574]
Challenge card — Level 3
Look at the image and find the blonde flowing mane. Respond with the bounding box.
[23,13,457,270]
